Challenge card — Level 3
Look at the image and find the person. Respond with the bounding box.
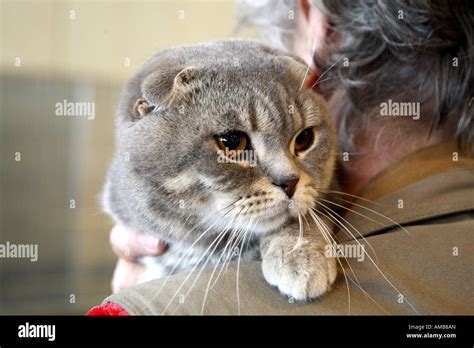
[105,0,473,314]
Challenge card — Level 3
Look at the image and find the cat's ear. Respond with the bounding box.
[138,66,199,115]
[133,97,155,118]
[174,66,199,87]
[163,66,199,106]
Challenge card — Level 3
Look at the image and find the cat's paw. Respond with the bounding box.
[261,236,337,301]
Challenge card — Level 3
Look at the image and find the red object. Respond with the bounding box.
[304,67,322,94]
[86,302,130,316]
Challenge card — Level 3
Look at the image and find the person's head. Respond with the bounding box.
[238,0,473,155]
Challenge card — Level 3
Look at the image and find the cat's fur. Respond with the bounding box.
[103,39,337,301]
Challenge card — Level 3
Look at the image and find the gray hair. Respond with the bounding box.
[236,0,300,51]
[237,0,474,154]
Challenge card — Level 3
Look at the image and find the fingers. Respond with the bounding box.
[111,258,145,294]
[109,224,167,260]
[109,224,168,293]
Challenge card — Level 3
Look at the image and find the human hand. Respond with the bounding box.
[109,224,167,293]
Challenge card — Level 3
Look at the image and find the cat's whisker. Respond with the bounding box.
[315,200,380,263]
[162,225,232,315]
[310,207,391,313]
[91,209,107,216]
[220,197,251,218]
[222,209,258,275]
[306,210,332,254]
[288,211,303,253]
[219,196,245,213]
[307,209,355,308]
[319,198,392,233]
[310,206,418,314]
[219,217,252,280]
[207,224,245,289]
[312,208,394,314]
[147,219,217,301]
[297,213,304,248]
[318,189,382,206]
[199,215,252,314]
[307,209,352,314]
[311,206,371,287]
[310,209,390,315]
[309,55,344,90]
[311,75,348,87]
[221,204,240,218]
[235,217,260,315]
[298,35,318,92]
[300,208,311,229]
[206,207,255,292]
[312,204,388,313]
[187,210,249,286]
[156,213,241,313]
[326,196,413,237]
[160,209,209,243]
[244,230,254,253]
[201,219,255,315]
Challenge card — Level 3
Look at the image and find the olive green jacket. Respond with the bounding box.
[103,142,474,314]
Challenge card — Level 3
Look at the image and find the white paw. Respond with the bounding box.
[262,238,337,301]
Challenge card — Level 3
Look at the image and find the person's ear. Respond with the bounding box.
[300,0,311,22]
[301,1,343,66]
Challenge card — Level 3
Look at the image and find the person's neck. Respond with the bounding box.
[339,125,446,197]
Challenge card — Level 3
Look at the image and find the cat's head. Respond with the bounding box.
[111,40,335,237]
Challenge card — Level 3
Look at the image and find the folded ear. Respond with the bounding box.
[133,66,199,118]
[162,66,199,106]
[174,66,199,86]
[133,98,155,118]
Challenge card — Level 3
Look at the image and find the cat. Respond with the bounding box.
[103,39,337,301]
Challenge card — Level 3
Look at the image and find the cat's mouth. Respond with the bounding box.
[230,201,292,233]
[247,206,291,233]
[251,201,289,220]
[213,181,317,233]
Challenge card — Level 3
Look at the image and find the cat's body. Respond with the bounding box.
[103,39,337,300]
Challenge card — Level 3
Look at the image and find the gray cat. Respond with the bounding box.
[103,39,337,301]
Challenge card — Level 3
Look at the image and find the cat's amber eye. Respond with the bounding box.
[215,131,249,158]
[294,128,315,155]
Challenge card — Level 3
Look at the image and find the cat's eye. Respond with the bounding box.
[215,131,250,158]
[294,128,315,155]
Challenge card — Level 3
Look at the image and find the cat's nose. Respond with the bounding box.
[273,178,299,198]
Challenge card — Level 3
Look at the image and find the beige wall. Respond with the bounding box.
[1,0,248,83]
